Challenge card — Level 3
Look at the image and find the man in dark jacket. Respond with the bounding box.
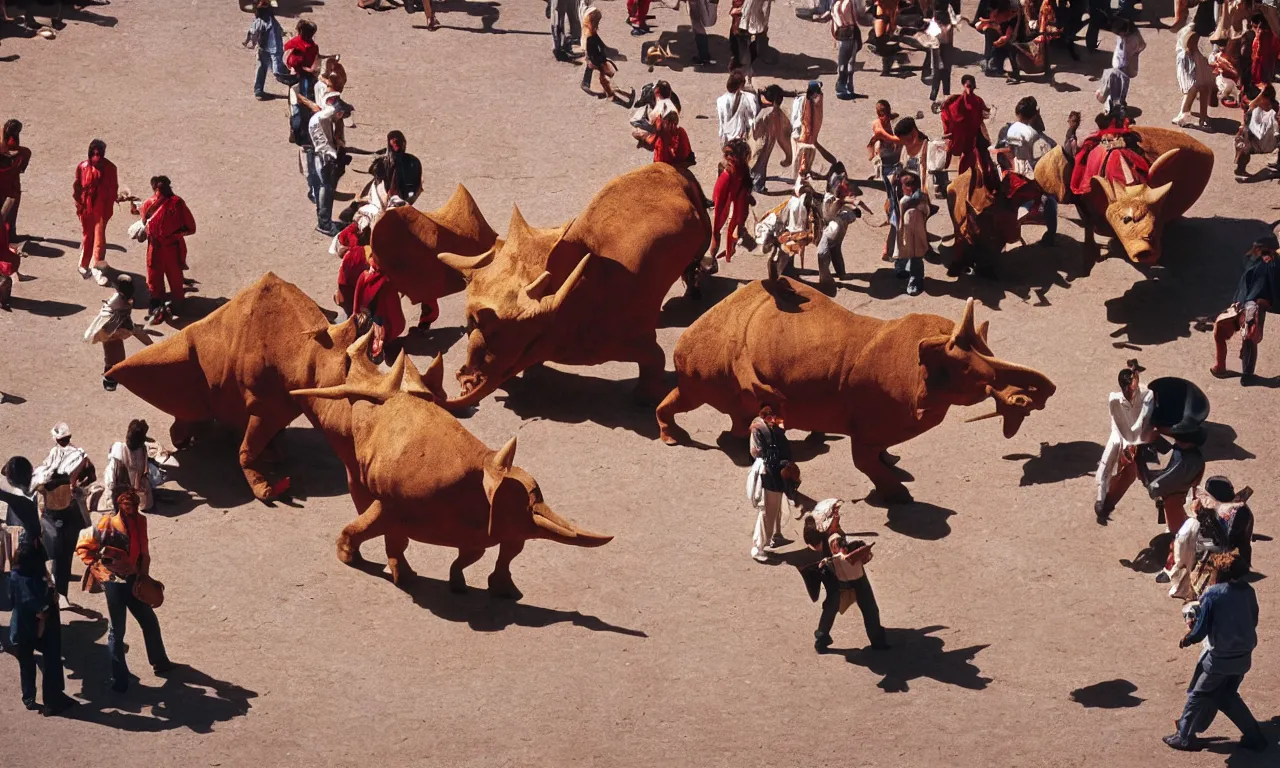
[1212,235,1278,380]
[1165,552,1267,752]
[1145,428,1205,578]
[749,404,792,562]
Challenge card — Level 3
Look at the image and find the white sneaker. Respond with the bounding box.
[78,267,91,279]
[1171,113,1187,125]
[751,548,769,563]
[93,269,111,287]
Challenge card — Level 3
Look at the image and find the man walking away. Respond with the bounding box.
[1212,235,1278,381]
[1164,551,1268,753]
[72,139,119,286]
[244,0,288,101]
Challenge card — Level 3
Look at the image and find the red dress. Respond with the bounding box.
[353,267,406,358]
[334,223,368,317]
[711,160,752,261]
[73,158,119,268]
[141,194,196,303]
[941,93,988,175]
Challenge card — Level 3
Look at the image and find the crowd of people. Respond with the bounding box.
[1,0,1278,753]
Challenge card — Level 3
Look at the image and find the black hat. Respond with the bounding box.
[1204,476,1236,503]
[1126,358,1146,373]
[1148,377,1210,433]
[1251,235,1279,252]
[1169,424,1206,446]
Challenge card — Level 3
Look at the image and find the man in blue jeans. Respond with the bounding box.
[244,0,290,100]
[1164,551,1268,752]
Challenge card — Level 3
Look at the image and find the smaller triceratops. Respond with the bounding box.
[291,349,612,599]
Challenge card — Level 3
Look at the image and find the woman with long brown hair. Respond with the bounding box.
[709,138,754,266]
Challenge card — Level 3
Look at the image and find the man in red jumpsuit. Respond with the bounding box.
[353,264,405,362]
[72,139,119,286]
[1,119,31,240]
[139,176,196,325]
[940,75,996,183]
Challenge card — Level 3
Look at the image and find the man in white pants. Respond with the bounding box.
[747,404,792,562]
[1095,360,1155,523]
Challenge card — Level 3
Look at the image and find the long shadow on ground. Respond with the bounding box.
[832,625,991,692]
[1070,678,1145,708]
[1004,440,1104,486]
[60,608,257,733]
[492,364,665,439]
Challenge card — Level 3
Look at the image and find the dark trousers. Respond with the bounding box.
[1085,1,1110,50]
[105,579,169,685]
[1177,659,1263,741]
[836,37,858,95]
[41,505,80,598]
[729,31,753,71]
[926,48,952,100]
[990,42,1020,79]
[15,603,64,705]
[817,571,886,646]
[694,33,710,62]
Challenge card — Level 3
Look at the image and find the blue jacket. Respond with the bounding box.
[1186,581,1259,675]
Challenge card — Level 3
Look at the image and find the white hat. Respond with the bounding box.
[51,422,72,440]
[810,498,842,534]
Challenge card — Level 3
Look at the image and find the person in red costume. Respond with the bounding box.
[139,176,196,325]
[332,220,369,318]
[939,75,995,184]
[627,0,652,35]
[353,265,405,361]
[1250,14,1278,90]
[0,189,19,311]
[709,138,754,266]
[72,139,120,287]
[652,109,693,166]
[284,19,320,99]
[1,120,32,241]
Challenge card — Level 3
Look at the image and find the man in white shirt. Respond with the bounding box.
[1095,360,1156,523]
[716,70,759,145]
[308,92,353,236]
[1001,96,1058,245]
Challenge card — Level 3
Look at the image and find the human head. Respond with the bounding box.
[1250,13,1266,30]
[297,19,317,41]
[1251,234,1278,261]
[583,6,601,34]
[2,119,20,147]
[1210,550,1248,582]
[654,80,673,100]
[900,170,920,194]
[333,99,354,118]
[150,175,173,197]
[875,99,893,119]
[762,84,784,106]
[726,69,746,94]
[811,498,843,534]
[1204,476,1236,504]
[115,273,136,301]
[2,456,34,491]
[961,74,976,93]
[88,139,107,163]
[723,137,748,164]
[1117,367,1136,396]
[51,422,72,447]
[115,489,140,516]
[126,419,150,451]
[934,7,951,24]
[893,116,919,141]
[1067,110,1081,129]
[806,80,822,99]
[1111,16,1133,35]
[1015,96,1039,123]
[387,130,406,154]
[758,403,776,424]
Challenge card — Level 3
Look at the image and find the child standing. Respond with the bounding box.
[84,275,153,391]
[924,8,955,113]
[896,171,930,297]
[581,7,634,105]
[243,0,288,101]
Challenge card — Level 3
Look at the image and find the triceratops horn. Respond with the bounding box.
[437,249,496,273]
[522,271,555,302]
[949,298,978,347]
[543,254,591,314]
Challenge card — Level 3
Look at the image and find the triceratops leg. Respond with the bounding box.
[239,410,291,502]
[488,539,526,600]
[850,443,911,504]
[385,534,415,586]
[337,499,390,567]
[656,383,702,445]
[628,338,668,406]
[449,547,486,593]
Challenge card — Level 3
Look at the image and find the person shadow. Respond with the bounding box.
[353,561,647,637]
[1003,440,1105,486]
[1069,678,1145,708]
[59,607,257,733]
[1120,532,1173,574]
[832,625,991,692]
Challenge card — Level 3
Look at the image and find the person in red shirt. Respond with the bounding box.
[627,0,652,35]
[72,139,120,286]
[138,176,196,325]
[332,220,369,318]
[1250,14,1278,90]
[651,109,693,166]
[940,75,997,184]
[1,119,31,240]
[0,178,19,311]
[710,138,753,265]
[284,19,320,99]
[353,265,406,361]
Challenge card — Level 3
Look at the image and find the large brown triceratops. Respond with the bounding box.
[107,273,360,501]
[434,163,711,410]
[367,185,499,325]
[1035,125,1213,268]
[656,279,1057,501]
[291,352,612,597]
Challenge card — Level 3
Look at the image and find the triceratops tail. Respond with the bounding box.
[532,506,613,548]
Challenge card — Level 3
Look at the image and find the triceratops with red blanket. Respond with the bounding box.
[1035,124,1213,272]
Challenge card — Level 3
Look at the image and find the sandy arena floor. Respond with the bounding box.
[1,1,1279,766]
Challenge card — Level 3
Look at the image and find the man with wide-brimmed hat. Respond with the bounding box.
[1169,476,1256,599]
[1211,234,1278,381]
[1147,424,1207,578]
[1095,359,1155,523]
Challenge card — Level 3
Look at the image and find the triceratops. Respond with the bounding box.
[1035,125,1213,269]
[656,279,1057,501]
[367,185,498,326]
[291,350,612,597]
[108,273,359,501]
[435,163,711,410]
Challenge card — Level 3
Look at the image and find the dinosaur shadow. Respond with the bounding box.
[246,0,325,17]
[372,567,647,636]
[159,424,350,513]
[657,274,749,329]
[1120,532,1173,574]
[881,501,955,540]
[165,295,229,330]
[398,325,467,358]
[1003,440,1104,486]
[711,429,841,468]
[60,607,257,733]
[833,625,991,692]
[1105,217,1273,347]
[1201,421,1255,463]
[493,364,664,439]
[1070,679,1145,709]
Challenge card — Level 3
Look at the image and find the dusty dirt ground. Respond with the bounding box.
[2,1,1279,766]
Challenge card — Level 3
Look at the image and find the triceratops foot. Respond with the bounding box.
[487,573,523,601]
[867,484,913,507]
[387,558,416,586]
[659,424,690,446]
[337,540,364,567]
[448,568,469,594]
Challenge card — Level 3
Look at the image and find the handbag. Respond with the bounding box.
[133,575,165,609]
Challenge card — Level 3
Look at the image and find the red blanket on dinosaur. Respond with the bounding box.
[1070,127,1151,196]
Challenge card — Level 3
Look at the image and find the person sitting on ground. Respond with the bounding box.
[1212,234,1278,379]
[651,107,693,167]
[630,80,680,149]
[1234,85,1278,180]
